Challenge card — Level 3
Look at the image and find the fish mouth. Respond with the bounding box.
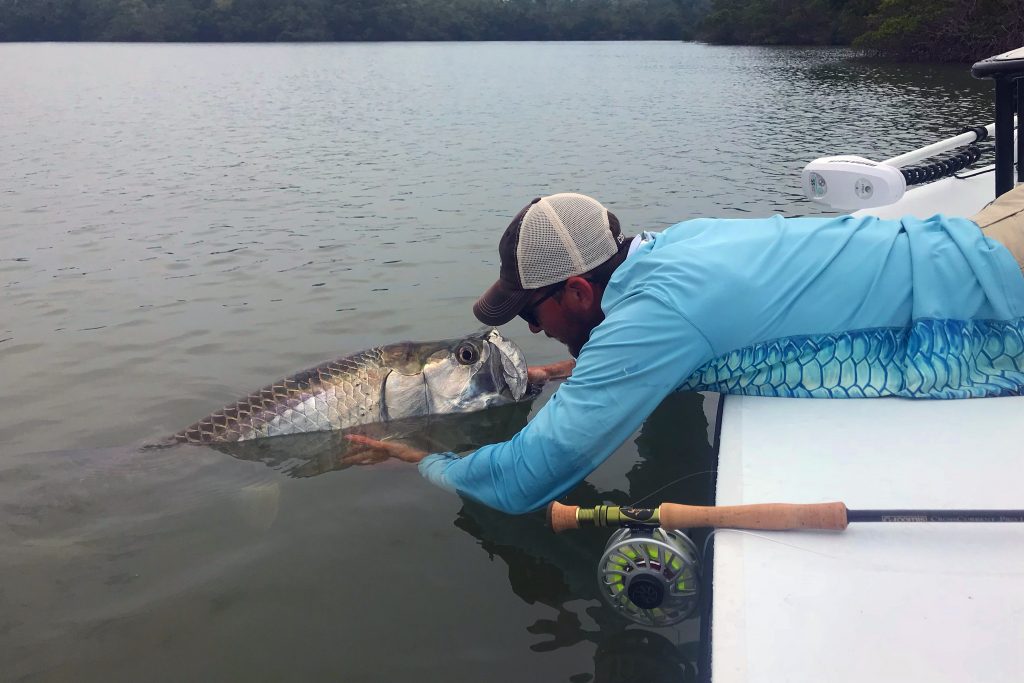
[484,328,528,401]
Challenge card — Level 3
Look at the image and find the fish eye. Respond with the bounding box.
[455,343,479,365]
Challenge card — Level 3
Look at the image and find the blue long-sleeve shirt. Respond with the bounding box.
[421,214,1024,513]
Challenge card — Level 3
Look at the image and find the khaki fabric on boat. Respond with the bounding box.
[970,182,1024,273]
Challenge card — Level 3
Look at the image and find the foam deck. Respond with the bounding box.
[710,393,1024,681]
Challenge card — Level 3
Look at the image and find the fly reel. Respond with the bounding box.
[598,526,700,627]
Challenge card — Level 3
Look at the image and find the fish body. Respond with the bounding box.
[176,328,528,444]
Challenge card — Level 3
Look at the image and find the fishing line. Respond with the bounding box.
[699,528,844,565]
[628,467,803,510]
[628,469,717,508]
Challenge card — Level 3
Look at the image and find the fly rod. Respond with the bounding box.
[547,501,1024,533]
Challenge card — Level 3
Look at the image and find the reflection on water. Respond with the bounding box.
[190,391,540,477]
[794,57,993,161]
[205,387,716,665]
[2,390,715,682]
[452,391,715,679]
[593,630,698,683]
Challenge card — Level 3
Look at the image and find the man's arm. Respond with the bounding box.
[419,293,715,514]
[527,359,576,384]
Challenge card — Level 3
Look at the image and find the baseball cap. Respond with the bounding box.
[473,193,626,326]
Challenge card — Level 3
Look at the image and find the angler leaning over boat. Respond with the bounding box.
[344,186,1024,514]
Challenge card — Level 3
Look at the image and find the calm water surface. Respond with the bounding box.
[0,42,993,681]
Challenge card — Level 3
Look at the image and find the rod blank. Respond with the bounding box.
[548,501,1024,534]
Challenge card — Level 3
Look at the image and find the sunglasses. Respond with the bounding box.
[518,282,566,327]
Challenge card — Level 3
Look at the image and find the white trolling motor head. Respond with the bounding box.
[801,156,906,211]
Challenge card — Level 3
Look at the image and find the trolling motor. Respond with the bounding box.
[800,126,995,212]
[802,155,908,210]
[549,499,1024,627]
[803,45,1024,211]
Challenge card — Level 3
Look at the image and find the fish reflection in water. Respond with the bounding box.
[205,395,539,478]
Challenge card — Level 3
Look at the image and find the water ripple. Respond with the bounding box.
[0,42,992,454]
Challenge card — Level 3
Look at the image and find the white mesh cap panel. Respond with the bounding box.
[516,200,578,288]
[548,193,617,268]
[516,193,618,289]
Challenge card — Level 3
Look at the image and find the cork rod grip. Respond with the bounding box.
[547,501,581,533]
[658,501,849,531]
[546,501,849,532]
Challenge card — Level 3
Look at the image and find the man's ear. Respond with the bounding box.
[564,276,597,309]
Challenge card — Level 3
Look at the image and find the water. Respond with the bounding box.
[0,42,993,681]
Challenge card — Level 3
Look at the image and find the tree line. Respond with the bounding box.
[1,0,1021,62]
[0,0,710,42]
[700,0,1024,63]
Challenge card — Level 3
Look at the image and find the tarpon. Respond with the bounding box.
[175,328,529,444]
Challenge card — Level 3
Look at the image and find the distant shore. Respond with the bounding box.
[2,0,1020,63]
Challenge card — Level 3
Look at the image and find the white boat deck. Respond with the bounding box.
[711,395,1024,682]
[863,165,998,221]
[710,168,1024,682]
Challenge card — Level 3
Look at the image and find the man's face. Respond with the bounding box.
[521,278,604,358]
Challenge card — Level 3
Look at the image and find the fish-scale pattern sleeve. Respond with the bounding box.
[418,291,715,514]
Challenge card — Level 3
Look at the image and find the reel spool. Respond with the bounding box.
[598,526,700,627]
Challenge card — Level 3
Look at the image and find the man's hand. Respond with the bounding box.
[341,434,429,466]
[527,359,576,384]
[340,359,575,466]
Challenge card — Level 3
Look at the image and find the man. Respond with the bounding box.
[348,190,1024,513]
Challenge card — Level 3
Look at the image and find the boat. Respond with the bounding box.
[705,46,1024,682]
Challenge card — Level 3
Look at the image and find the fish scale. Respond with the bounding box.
[176,348,391,443]
[174,329,529,444]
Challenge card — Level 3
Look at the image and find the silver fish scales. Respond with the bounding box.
[175,329,529,444]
